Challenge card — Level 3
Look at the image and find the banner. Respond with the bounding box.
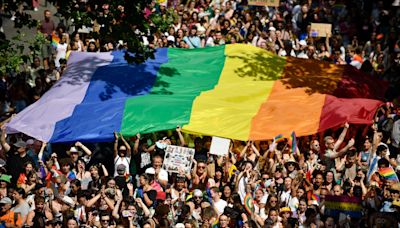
[311,23,332,37]
[324,195,362,218]
[209,136,230,156]
[248,0,280,7]
[162,145,195,173]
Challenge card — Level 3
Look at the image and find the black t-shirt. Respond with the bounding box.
[6,149,34,186]
[142,189,157,208]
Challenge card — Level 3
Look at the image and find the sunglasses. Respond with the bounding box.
[198,166,206,169]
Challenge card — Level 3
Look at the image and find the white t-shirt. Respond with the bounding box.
[114,155,130,177]
[158,169,169,182]
[214,199,227,215]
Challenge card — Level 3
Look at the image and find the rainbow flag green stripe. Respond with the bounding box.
[121,46,226,135]
[7,44,386,142]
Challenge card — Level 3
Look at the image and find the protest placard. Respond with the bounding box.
[248,0,280,7]
[324,195,362,218]
[162,145,195,173]
[209,136,231,156]
[310,23,332,37]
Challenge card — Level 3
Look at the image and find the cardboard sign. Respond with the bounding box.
[248,0,280,7]
[162,145,195,173]
[209,136,231,156]
[324,195,362,218]
[311,23,332,37]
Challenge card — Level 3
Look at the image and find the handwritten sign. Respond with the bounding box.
[248,0,280,7]
[311,23,332,37]
[162,145,195,173]
[324,195,362,218]
[209,136,230,156]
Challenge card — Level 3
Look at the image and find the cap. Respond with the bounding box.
[14,140,27,148]
[175,223,185,228]
[193,189,203,197]
[299,40,307,46]
[0,175,12,183]
[167,35,175,42]
[0,197,12,204]
[26,139,34,145]
[60,195,75,207]
[145,167,156,175]
[117,164,126,172]
[268,27,276,31]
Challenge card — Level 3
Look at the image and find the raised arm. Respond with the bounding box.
[0,125,10,152]
[135,198,150,217]
[75,141,92,156]
[114,131,119,158]
[133,133,140,154]
[120,133,131,157]
[250,141,260,157]
[101,163,109,177]
[240,141,250,158]
[176,126,186,146]
[325,33,331,53]
[334,122,349,151]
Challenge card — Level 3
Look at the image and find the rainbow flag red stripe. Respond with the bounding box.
[244,193,254,214]
[274,134,285,143]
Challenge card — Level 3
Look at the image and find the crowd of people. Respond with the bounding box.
[0,0,400,227]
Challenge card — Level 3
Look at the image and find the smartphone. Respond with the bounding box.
[122,210,132,217]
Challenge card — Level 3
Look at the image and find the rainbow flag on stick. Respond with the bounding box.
[274,134,285,143]
[6,44,386,143]
[51,32,60,48]
[378,167,399,182]
[244,193,254,214]
[289,131,297,155]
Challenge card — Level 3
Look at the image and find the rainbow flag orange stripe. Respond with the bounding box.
[7,44,386,142]
[244,193,254,214]
[51,32,60,48]
[379,167,399,182]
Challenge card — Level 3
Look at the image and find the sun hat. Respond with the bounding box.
[66,146,83,156]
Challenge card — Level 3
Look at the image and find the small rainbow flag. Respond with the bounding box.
[274,134,285,143]
[211,217,219,228]
[378,167,399,182]
[51,32,60,48]
[290,131,297,155]
[244,193,254,214]
[307,191,320,202]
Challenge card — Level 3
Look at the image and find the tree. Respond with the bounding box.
[0,0,172,74]
[55,0,172,64]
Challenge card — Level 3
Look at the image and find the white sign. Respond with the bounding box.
[209,136,231,156]
[162,145,195,173]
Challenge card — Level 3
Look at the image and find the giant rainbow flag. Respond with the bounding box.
[7,44,386,142]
